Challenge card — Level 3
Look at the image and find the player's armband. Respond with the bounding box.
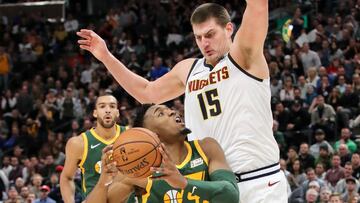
[184,169,239,203]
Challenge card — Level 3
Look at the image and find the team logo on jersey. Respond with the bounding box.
[190,158,204,168]
[95,161,102,174]
[163,190,183,203]
[188,66,229,93]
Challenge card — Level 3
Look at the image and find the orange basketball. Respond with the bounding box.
[112,128,162,178]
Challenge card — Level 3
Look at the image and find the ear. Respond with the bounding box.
[93,110,97,118]
[225,22,234,38]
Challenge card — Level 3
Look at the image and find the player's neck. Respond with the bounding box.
[166,141,188,166]
[94,125,117,140]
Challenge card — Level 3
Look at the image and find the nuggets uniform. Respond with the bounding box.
[78,125,127,198]
[138,140,211,203]
[184,54,287,202]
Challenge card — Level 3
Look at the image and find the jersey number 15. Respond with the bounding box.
[197,89,222,120]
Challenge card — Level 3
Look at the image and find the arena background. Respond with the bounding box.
[0,0,359,202]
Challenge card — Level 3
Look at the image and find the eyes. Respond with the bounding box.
[158,112,164,117]
[98,104,117,109]
[195,31,215,41]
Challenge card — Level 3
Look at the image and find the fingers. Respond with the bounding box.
[102,145,113,154]
[78,39,91,46]
[150,166,165,174]
[76,32,91,40]
[79,45,91,52]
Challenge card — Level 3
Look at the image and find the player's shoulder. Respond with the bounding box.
[197,137,222,156]
[66,134,85,151]
[173,58,199,84]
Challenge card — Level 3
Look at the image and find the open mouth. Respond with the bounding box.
[104,115,112,121]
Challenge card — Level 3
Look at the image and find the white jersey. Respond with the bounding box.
[184,54,279,173]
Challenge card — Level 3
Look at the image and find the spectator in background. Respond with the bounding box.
[351,152,360,179]
[19,186,30,202]
[1,90,17,115]
[28,173,43,198]
[315,143,332,171]
[279,76,295,107]
[5,186,20,203]
[0,46,11,92]
[309,95,336,140]
[285,100,310,146]
[315,162,326,181]
[341,177,358,202]
[298,143,315,170]
[149,56,169,81]
[335,162,359,194]
[300,43,322,74]
[310,129,334,159]
[34,185,55,203]
[319,186,331,203]
[325,154,345,191]
[305,188,319,203]
[334,128,357,154]
[337,144,352,167]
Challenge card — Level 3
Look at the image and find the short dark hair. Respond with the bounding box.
[132,104,154,128]
[95,94,117,107]
[190,3,231,27]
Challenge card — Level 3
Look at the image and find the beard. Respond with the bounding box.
[180,127,192,136]
[98,117,116,129]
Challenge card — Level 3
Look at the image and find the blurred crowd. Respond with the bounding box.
[0,0,359,202]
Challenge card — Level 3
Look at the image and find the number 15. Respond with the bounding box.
[197,89,222,120]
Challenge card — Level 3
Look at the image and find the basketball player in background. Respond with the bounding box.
[60,94,128,203]
[77,1,286,202]
[85,104,239,203]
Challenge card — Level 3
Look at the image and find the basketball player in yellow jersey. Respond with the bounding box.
[78,1,288,202]
[60,94,127,203]
[85,104,239,203]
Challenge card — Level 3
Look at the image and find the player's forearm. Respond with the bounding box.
[60,177,76,203]
[101,53,154,104]
[246,0,268,10]
[84,181,108,203]
[184,170,239,203]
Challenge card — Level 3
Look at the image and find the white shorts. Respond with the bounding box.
[236,163,288,203]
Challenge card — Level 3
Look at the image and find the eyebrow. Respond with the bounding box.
[153,107,161,115]
[195,29,215,37]
[97,102,117,105]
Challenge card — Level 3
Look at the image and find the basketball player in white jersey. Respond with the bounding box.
[77,1,287,202]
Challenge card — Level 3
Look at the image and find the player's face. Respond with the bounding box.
[93,96,119,129]
[193,18,233,65]
[143,105,186,143]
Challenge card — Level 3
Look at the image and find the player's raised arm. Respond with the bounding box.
[230,0,269,78]
[60,136,84,203]
[77,29,195,104]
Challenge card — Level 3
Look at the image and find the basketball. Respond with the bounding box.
[112,128,162,178]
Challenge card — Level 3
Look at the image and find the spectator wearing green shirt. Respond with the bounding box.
[334,128,357,154]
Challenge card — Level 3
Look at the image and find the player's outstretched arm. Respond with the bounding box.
[151,142,239,203]
[77,29,195,104]
[60,136,84,203]
[230,0,269,79]
[85,146,134,203]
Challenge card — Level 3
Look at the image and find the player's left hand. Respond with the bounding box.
[150,143,188,189]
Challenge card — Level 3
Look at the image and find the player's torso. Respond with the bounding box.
[139,141,209,203]
[184,54,279,173]
[79,125,126,196]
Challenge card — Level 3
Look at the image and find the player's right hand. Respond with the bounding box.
[77,29,110,62]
